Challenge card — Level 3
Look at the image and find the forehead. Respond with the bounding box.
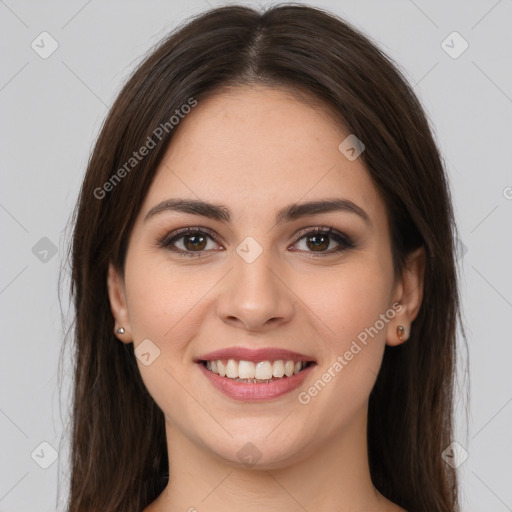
[141,85,387,229]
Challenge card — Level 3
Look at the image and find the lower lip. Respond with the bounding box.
[198,362,314,401]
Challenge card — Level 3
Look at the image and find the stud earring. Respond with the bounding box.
[396,325,406,341]
[116,326,125,335]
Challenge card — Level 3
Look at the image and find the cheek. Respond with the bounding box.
[302,260,393,346]
[293,260,393,410]
[124,251,208,344]
[122,254,206,425]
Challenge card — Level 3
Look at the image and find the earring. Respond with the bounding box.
[116,326,125,335]
[396,325,406,341]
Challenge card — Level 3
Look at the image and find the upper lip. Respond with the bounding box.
[195,347,316,364]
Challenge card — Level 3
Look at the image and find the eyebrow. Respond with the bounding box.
[144,197,371,226]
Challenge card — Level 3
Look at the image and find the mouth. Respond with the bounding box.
[200,358,315,383]
[194,348,317,401]
[194,346,317,402]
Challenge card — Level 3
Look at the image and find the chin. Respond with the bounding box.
[203,430,315,471]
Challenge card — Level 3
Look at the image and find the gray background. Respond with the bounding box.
[1,0,511,510]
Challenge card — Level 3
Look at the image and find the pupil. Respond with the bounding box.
[308,234,328,251]
[185,234,206,251]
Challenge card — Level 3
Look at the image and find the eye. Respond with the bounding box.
[291,226,355,255]
[157,227,223,257]
[157,225,355,258]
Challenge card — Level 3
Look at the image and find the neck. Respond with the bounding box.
[146,405,396,512]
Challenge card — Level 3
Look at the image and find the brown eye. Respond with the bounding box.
[305,233,330,251]
[291,226,355,255]
[182,232,207,251]
[158,227,222,257]
[158,226,354,258]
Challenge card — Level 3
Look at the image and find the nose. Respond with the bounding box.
[216,242,296,332]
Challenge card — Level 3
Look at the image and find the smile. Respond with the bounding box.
[202,359,312,382]
[195,347,316,401]
[195,347,317,401]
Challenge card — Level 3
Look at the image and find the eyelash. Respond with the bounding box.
[156,225,355,258]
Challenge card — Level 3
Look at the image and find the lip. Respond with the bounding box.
[198,361,315,401]
[195,347,316,364]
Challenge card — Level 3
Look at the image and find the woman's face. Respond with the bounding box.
[108,85,413,469]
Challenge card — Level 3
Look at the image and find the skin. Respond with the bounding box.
[107,85,425,512]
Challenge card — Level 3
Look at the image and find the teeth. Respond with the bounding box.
[272,360,285,378]
[204,359,309,381]
[217,360,226,377]
[255,361,273,380]
[238,360,255,379]
[225,359,238,379]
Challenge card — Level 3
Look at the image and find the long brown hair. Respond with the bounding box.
[61,4,466,511]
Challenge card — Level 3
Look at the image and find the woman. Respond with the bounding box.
[64,4,464,511]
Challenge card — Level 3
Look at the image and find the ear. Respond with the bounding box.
[386,246,426,347]
[107,263,132,343]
